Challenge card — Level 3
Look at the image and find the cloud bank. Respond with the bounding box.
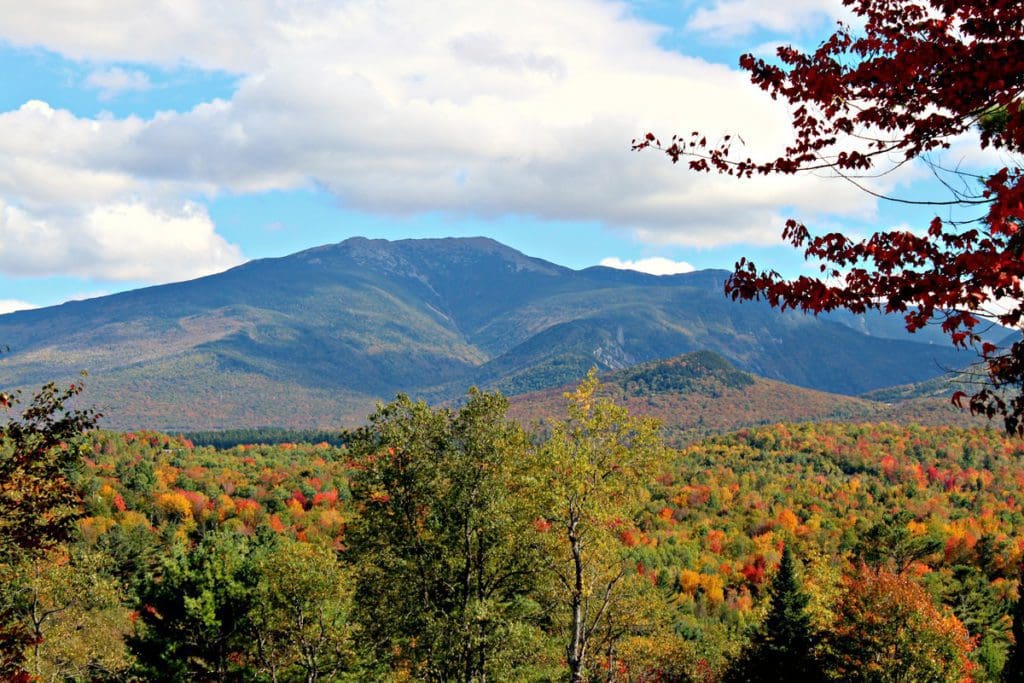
[0,0,898,282]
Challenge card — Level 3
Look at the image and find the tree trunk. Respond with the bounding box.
[567,511,587,683]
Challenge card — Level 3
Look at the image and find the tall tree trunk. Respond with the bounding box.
[567,511,587,683]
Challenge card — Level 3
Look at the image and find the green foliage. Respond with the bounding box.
[615,351,755,397]
[532,369,668,682]
[725,547,823,682]
[346,389,549,682]
[1003,565,1024,682]
[14,549,133,681]
[185,427,346,449]
[854,511,943,573]
[11,402,1024,681]
[939,564,1010,681]
[249,537,355,682]
[130,530,259,681]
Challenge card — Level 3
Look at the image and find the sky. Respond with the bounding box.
[0,0,992,314]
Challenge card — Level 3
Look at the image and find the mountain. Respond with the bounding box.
[506,351,990,445]
[0,236,969,430]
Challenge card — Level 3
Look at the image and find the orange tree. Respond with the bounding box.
[636,0,1024,433]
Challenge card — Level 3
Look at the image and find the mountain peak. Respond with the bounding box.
[292,236,567,277]
[608,351,756,397]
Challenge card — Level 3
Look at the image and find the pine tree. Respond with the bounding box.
[725,546,822,683]
[1003,564,1024,682]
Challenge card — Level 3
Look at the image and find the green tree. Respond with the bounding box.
[725,547,823,682]
[249,537,355,683]
[1002,564,1024,683]
[15,549,133,681]
[854,512,942,574]
[531,369,666,683]
[346,389,549,681]
[940,565,1009,682]
[129,530,258,681]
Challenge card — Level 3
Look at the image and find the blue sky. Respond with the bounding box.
[0,0,978,312]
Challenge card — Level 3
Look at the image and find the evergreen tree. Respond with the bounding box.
[725,547,822,683]
[1003,564,1024,683]
[129,530,259,681]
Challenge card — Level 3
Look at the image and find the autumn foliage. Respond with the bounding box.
[7,376,1024,679]
[636,0,1024,434]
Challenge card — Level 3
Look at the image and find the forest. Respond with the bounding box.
[2,373,1023,682]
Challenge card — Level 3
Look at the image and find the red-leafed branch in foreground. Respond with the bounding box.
[636,0,1024,434]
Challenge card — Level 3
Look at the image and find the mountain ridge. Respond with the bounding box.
[506,351,989,445]
[0,236,970,429]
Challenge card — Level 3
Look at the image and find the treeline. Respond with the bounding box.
[3,377,1024,680]
[183,426,347,449]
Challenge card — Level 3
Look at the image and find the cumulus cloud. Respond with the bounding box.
[0,199,243,282]
[0,299,38,314]
[0,0,904,272]
[599,256,695,275]
[85,67,152,99]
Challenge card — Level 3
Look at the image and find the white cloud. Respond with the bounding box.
[85,67,151,99]
[0,299,38,314]
[686,0,851,39]
[0,0,904,268]
[600,256,695,275]
[0,199,243,282]
[0,100,239,281]
[0,1,286,72]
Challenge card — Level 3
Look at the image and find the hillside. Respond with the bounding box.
[39,420,1023,681]
[0,237,969,430]
[507,351,989,444]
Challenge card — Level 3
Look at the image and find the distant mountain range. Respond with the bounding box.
[507,351,988,445]
[0,236,974,430]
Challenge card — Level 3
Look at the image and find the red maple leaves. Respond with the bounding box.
[637,0,1024,434]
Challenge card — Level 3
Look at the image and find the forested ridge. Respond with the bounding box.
[0,237,968,432]
[3,377,1023,681]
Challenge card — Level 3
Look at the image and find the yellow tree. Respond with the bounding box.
[532,370,666,683]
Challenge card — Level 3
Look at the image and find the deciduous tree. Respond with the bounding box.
[636,0,1024,433]
[825,565,974,682]
[249,537,354,683]
[0,380,98,556]
[532,370,666,683]
[0,380,98,681]
[346,390,549,682]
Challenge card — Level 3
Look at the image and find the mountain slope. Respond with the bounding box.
[0,237,970,429]
[507,351,989,445]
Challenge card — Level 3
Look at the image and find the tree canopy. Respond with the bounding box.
[636,0,1024,434]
